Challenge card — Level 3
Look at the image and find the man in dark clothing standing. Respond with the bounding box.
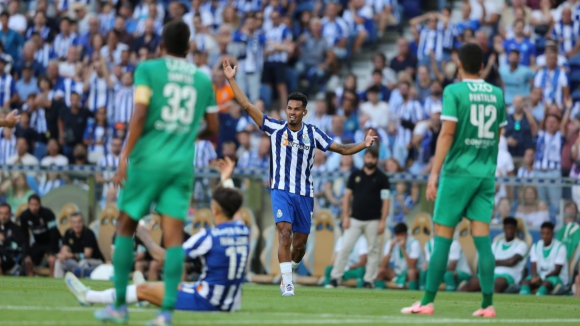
[58,91,91,160]
[327,147,391,288]
[0,203,25,275]
[20,194,61,277]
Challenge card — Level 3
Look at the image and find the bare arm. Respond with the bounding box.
[0,110,20,128]
[222,59,263,127]
[348,254,367,270]
[545,264,563,278]
[381,199,390,225]
[530,262,538,278]
[495,254,523,267]
[430,120,456,175]
[329,130,377,155]
[525,108,539,137]
[83,247,93,259]
[121,103,147,161]
[136,225,166,263]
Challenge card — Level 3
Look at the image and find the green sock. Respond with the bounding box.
[473,236,495,308]
[113,235,134,308]
[444,271,457,291]
[419,270,427,290]
[161,246,185,311]
[374,280,386,289]
[537,286,548,296]
[421,236,452,306]
[408,280,418,290]
[520,284,531,295]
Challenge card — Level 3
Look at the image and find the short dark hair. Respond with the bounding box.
[541,221,555,231]
[367,85,380,94]
[546,113,561,122]
[162,20,191,57]
[372,68,383,76]
[503,217,518,227]
[0,203,11,213]
[509,49,520,56]
[212,187,243,219]
[458,43,483,75]
[365,147,379,158]
[394,222,408,235]
[287,92,308,109]
[70,212,83,220]
[28,194,41,204]
[0,11,8,18]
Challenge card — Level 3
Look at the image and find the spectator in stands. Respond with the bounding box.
[460,217,528,293]
[557,202,580,260]
[231,14,265,103]
[520,221,568,295]
[455,2,480,36]
[41,138,68,166]
[53,17,77,60]
[534,49,570,108]
[342,0,371,54]
[496,135,516,203]
[72,3,93,35]
[262,10,292,112]
[391,182,414,224]
[499,50,535,106]
[58,47,80,80]
[421,234,471,292]
[361,69,391,102]
[132,19,160,56]
[99,2,116,35]
[500,0,531,32]
[101,30,129,68]
[54,212,103,278]
[14,111,37,154]
[371,53,397,89]
[410,12,447,67]
[118,3,137,35]
[505,96,538,159]
[322,2,349,62]
[1,171,36,213]
[325,155,356,217]
[376,222,422,289]
[360,86,390,129]
[113,71,134,125]
[84,57,114,114]
[529,87,546,123]
[0,11,23,62]
[0,203,24,275]
[77,16,100,54]
[84,107,111,164]
[534,113,567,215]
[59,91,91,159]
[17,42,43,78]
[5,1,26,35]
[20,194,60,277]
[0,124,16,164]
[0,56,17,109]
[7,137,39,166]
[390,38,417,76]
[530,0,554,27]
[296,17,331,96]
[493,197,513,224]
[415,66,432,103]
[16,63,39,103]
[235,130,252,163]
[392,81,425,168]
[311,149,328,210]
[551,7,580,59]
[516,186,550,228]
[309,99,332,134]
[501,20,536,68]
[409,103,441,174]
[324,234,368,288]
[213,67,234,113]
[26,11,52,42]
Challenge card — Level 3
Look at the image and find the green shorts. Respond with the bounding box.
[433,176,495,227]
[494,273,515,286]
[118,168,192,221]
[525,275,563,287]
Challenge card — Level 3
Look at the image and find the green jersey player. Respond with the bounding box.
[94,20,219,326]
[401,43,506,318]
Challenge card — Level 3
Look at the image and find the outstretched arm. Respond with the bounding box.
[0,110,21,128]
[222,58,264,128]
[328,129,377,155]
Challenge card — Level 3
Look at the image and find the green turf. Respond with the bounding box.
[1,278,580,326]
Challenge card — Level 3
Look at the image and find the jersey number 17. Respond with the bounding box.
[225,246,248,281]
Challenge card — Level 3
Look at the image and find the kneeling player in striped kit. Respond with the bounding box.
[65,158,250,316]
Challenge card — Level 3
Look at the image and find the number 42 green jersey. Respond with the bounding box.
[131,57,218,175]
[440,79,507,179]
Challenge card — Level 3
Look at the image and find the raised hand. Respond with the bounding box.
[365,129,378,147]
[2,110,21,128]
[216,156,236,182]
[222,58,238,80]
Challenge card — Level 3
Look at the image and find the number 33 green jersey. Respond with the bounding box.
[131,57,218,175]
[440,79,507,179]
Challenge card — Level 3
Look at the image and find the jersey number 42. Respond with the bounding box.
[470,104,497,139]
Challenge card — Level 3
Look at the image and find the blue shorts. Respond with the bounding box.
[175,283,218,312]
[271,189,313,234]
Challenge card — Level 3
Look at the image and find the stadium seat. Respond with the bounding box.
[13,202,28,225]
[411,213,432,250]
[249,225,280,284]
[457,218,477,274]
[296,210,335,285]
[190,208,214,236]
[237,207,260,274]
[58,203,79,236]
[97,205,118,263]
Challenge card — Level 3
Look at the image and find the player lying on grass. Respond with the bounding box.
[520,221,568,296]
[223,58,377,297]
[65,158,250,314]
[459,217,527,293]
[401,43,507,317]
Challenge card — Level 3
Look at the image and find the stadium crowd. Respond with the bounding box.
[1,0,580,297]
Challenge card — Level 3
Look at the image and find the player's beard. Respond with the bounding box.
[364,162,377,170]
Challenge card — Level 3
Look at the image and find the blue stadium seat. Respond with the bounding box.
[568,55,580,69]
[402,0,421,19]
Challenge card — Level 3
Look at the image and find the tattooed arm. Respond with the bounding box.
[328,130,377,155]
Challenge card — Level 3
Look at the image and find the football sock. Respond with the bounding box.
[374,280,386,289]
[419,270,427,290]
[161,246,184,312]
[291,261,300,272]
[519,284,531,295]
[113,236,134,308]
[408,280,418,290]
[87,286,138,304]
[421,236,452,306]
[444,271,457,291]
[280,262,293,285]
[537,286,548,296]
[474,236,495,308]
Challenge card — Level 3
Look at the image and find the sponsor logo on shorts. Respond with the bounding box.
[277,209,283,218]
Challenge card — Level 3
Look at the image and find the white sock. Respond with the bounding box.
[291,261,300,271]
[280,262,293,286]
[86,285,139,305]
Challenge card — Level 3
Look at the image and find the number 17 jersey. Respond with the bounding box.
[440,79,507,179]
[131,57,218,175]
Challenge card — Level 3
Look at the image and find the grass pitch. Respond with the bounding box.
[1,277,580,326]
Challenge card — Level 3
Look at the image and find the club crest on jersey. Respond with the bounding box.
[277,209,283,218]
[355,176,361,183]
[282,132,289,147]
[302,134,310,145]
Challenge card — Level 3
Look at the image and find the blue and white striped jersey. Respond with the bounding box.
[417,23,444,61]
[551,20,580,53]
[87,73,113,113]
[34,44,56,68]
[193,140,217,168]
[99,12,116,35]
[394,100,426,147]
[261,114,334,197]
[264,24,293,63]
[26,26,51,41]
[182,221,250,312]
[321,17,349,46]
[98,153,120,205]
[234,0,262,15]
[533,67,569,108]
[52,33,78,58]
[0,74,16,106]
[55,77,84,107]
[0,131,16,164]
[113,86,134,124]
[56,0,91,11]
[369,0,400,23]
